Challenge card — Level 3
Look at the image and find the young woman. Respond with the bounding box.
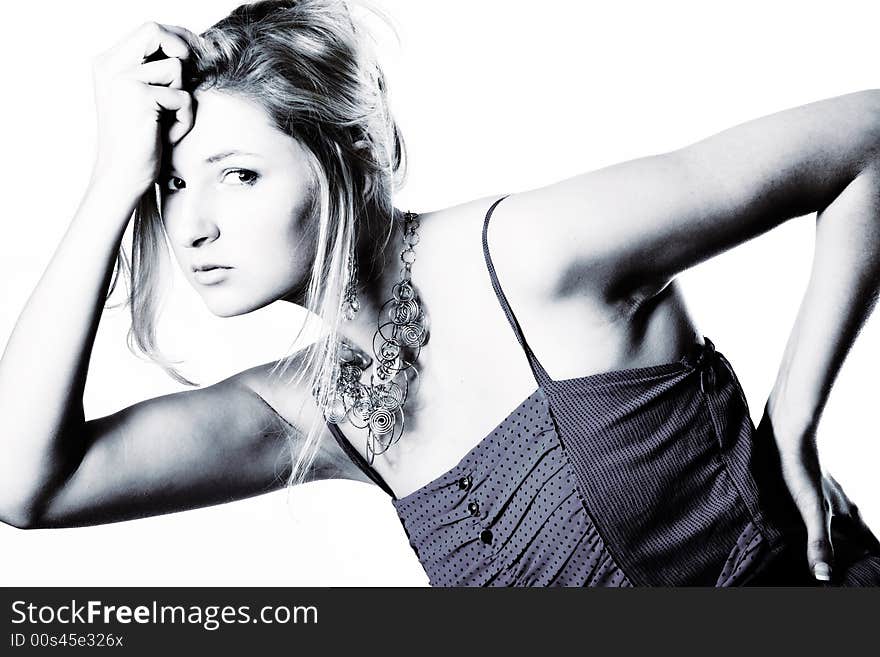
[1,0,879,586]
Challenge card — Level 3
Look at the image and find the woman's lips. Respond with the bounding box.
[192,266,232,285]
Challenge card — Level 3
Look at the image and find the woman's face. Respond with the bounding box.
[159,89,316,317]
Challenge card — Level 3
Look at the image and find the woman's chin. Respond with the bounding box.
[190,277,303,317]
[200,291,278,318]
[207,304,249,319]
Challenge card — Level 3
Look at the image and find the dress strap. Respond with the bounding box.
[326,422,396,499]
[481,194,554,389]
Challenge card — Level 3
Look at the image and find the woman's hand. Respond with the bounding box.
[769,416,835,580]
[89,21,198,198]
[756,401,879,583]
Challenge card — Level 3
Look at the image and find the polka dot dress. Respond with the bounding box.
[391,388,631,587]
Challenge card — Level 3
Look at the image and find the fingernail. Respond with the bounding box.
[812,561,832,581]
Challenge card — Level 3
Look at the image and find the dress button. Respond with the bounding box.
[480,529,493,544]
[467,501,480,516]
[457,475,471,491]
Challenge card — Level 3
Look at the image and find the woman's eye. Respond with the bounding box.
[162,176,185,194]
[222,169,260,186]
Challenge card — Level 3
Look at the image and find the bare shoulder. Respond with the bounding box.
[232,351,375,487]
[443,191,642,318]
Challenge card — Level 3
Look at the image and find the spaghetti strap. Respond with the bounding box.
[482,194,554,389]
[327,422,396,499]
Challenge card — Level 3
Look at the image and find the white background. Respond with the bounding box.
[2,0,879,586]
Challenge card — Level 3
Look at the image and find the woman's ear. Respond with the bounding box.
[352,138,374,197]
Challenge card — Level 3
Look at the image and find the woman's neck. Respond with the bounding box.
[278,205,415,361]
[342,206,409,356]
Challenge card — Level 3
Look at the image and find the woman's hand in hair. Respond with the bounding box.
[89,21,198,198]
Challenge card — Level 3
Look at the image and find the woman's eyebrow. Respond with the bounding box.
[204,150,263,164]
[162,150,266,174]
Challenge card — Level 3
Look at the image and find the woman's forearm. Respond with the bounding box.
[767,162,880,440]
[0,179,141,526]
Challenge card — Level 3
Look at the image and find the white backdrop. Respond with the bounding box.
[2,0,879,586]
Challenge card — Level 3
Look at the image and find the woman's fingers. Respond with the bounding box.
[156,23,200,43]
[98,21,194,74]
[89,21,199,195]
[780,453,834,581]
[823,471,880,551]
[149,87,195,145]
[823,472,851,516]
[134,21,193,64]
[132,57,184,89]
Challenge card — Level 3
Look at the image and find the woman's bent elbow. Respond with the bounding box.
[0,503,41,530]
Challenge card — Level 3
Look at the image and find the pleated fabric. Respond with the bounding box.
[391,389,631,587]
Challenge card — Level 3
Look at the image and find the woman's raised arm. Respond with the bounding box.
[0,21,197,527]
[493,88,880,304]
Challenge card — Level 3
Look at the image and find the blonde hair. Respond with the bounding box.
[106,0,408,488]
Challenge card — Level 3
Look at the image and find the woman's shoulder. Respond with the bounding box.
[230,350,378,486]
[414,192,508,227]
[424,179,681,313]
[417,191,560,284]
[419,190,614,308]
[232,353,311,422]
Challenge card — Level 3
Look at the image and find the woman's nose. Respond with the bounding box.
[173,195,221,248]
[184,223,220,248]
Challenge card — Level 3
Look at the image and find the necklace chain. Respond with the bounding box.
[315,211,427,463]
